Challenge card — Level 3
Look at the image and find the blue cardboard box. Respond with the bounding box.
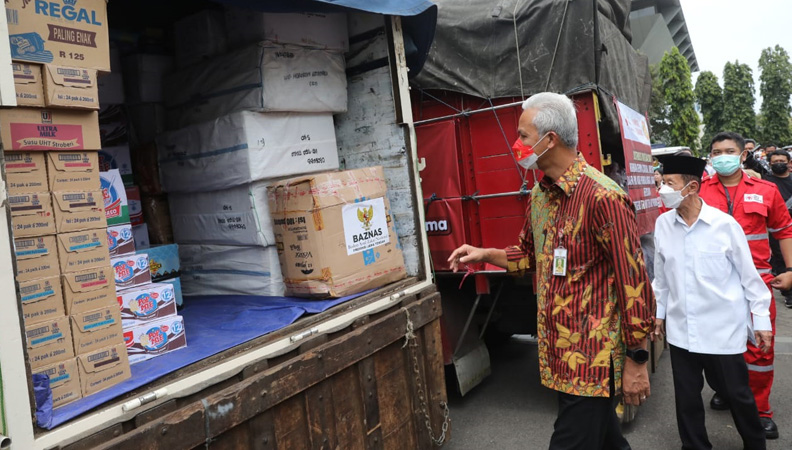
[161,277,183,307]
[147,244,180,282]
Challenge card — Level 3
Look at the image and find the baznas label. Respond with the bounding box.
[342,197,390,255]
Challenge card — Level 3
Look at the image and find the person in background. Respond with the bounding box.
[654,166,663,189]
[765,144,777,154]
[745,168,763,179]
[764,150,792,308]
[746,139,758,153]
[447,92,655,450]
[744,140,770,177]
[653,154,772,450]
[700,132,792,439]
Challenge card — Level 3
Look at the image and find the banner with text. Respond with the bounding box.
[616,100,660,235]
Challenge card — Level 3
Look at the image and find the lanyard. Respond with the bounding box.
[722,183,734,216]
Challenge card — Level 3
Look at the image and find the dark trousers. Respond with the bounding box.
[669,345,765,450]
[548,364,630,450]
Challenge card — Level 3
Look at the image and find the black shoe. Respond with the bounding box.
[710,393,729,410]
[760,417,779,440]
[785,296,792,309]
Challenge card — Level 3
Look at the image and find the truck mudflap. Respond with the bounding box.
[62,284,449,450]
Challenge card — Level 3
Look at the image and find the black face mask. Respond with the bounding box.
[771,162,788,175]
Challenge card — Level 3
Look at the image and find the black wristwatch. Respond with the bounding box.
[626,348,650,364]
[786,267,792,272]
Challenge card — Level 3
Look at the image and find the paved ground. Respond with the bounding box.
[444,294,792,450]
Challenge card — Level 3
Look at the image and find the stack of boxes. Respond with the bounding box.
[4,0,131,408]
[157,10,351,297]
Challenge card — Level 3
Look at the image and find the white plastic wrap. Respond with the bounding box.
[157,111,338,193]
[180,244,285,297]
[164,44,347,129]
[169,182,274,247]
[225,9,348,51]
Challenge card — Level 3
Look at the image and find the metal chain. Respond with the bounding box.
[402,308,451,446]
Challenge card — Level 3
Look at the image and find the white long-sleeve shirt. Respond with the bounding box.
[653,198,772,355]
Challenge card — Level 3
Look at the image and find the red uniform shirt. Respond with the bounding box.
[699,172,792,280]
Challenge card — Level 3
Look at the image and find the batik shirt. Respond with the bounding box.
[505,156,655,397]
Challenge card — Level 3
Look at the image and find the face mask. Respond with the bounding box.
[771,162,788,175]
[658,182,691,209]
[711,154,742,176]
[512,133,550,170]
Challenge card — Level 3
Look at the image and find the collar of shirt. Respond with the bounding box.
[706,170,755,188]
[674,198,716,228]
[538,155,588,197]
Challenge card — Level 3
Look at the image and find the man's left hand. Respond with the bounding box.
[771,271,792,291]
[622,357,650,406]
[755,330,773,353]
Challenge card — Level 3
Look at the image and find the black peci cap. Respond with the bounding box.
[661,155,707,177]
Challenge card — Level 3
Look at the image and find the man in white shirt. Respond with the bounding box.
[652,155,772,450]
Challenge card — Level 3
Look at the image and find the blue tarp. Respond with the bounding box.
[47,293,368,429]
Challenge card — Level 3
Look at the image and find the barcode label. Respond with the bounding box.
[6,9,18,26]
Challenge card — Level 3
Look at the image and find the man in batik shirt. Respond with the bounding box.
[449,92,655,450]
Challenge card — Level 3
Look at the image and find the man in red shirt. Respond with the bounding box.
[699,131,792,439]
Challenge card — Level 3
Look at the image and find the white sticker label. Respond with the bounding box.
[744,193,764,204]
[343,198,390,255]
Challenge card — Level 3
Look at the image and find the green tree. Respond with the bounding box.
[658,47,700,153]
[758,45,792,145]
[722,61,756,138]
[648,63,671,144]
[694,71,723,150]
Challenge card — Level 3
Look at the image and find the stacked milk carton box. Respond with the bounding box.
[158,10,351,297]
[3,0,131,407]
[101,172,187,365]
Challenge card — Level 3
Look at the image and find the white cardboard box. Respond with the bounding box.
[123,54,174,104]
[225,9,348,51]
[123,315,186,364]
[164,44,347,129]
[174,10,227,68]
[180,244,284,297]
[157,111,338,193]
[168,182,274,246]
[132,224,150,249]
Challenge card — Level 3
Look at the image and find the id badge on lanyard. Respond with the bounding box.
[553,228,567,277]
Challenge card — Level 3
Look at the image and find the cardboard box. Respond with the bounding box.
[14,234,60,282]
[56,229,110,272]
[112,253,151,290]
[117,283,177,328]
[9,192,56,237]
[174,10,226,68]
[77,343,130,397]
[141,194,173,245]
[0,108,101,151]
[100,170,129,225]
[225,9,349,51]
[123,315,186,364]
[5,151,48,195]
[269,167,407,298]
[98,145,133,186]
[180,244,284,297]
[18,276,65,325]
[157,111,338,193]
[25,315,74,369]
[161,277,183,307]
[98,72,124,105]
[47,151,100,192]
[107,224,135,257]
[52,190,106,233]
[146,244,179,281]
[164,44,347,129]
[123,54,173,104]
[12,62,45,107]
[126,186,143,226]
[43,65,99,109]
[6,0,110,71]
[33,357,81,408]
[62,266,116,315]
[132,224,150,250]
[169,182,275,246]
[70,305,124,355]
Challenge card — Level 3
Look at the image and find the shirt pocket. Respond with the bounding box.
[696,251,729,282]
[743,201,768,218]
